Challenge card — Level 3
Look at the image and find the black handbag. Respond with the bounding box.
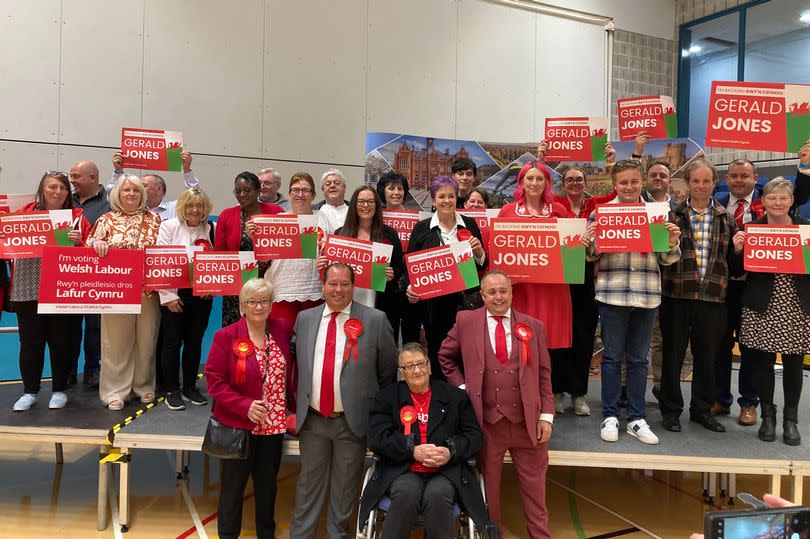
[201,401,251,460]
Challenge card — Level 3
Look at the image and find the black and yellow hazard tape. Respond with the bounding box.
[99,447,131,464]
[105,395,166,446]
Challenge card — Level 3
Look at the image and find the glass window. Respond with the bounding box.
[745,0,810,84]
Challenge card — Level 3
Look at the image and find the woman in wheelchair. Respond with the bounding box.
[359,343,497,538]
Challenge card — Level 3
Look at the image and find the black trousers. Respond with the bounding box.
[218,433,283,539]
[552,267,597,396]
[14,301,75,394]
[748,348,804,410]
[159,290,212,393]
[381,472,456,539]
[659,297,727,418]
[377,291,408,346]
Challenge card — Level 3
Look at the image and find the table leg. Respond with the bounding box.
[97,450,108,531]
[771,474,782,498]
[119,449,130,532]
[793,475,804,505]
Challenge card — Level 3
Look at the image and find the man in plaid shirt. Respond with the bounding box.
[584,160,681,445]
[659,159,738,434]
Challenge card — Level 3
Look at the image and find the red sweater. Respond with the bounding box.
[214,202,283,251]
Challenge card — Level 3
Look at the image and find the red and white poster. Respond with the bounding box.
[594,202,671,253]
[489,218,587,284]
[120,128,184,171]
[457,209,498,250]
[321,236,393,292]
[405,242,479,300]
[744,225,810,275]
[251,214,319,261]
[617,95,677,141]
[543,117,609,162]
[192,251,257,296]
[0,193,36,214]
[382,209,421,251]
[38,247,145,314]
[0,210,76,259]
[144,245,198,290]
[705,81,810,153]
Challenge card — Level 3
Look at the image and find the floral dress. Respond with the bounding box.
[252,336,288,436]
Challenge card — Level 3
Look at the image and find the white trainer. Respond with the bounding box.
[13,393,38,412]
[600,416,619,442]
[554,393,565,414]
[572,396,590,416]
[49,392,68,409]
[627,419,660,445]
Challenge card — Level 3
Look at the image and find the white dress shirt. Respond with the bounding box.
[310,302,352,412]
[108,170,200,221]
[725,191,754,225]
[485,308,554,425]
[319,203,348,234]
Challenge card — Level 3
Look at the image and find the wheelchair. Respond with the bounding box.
[355,456,489,539]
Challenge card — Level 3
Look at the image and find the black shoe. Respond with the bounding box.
[759,403,777,442]
[165,391,186,411]
[182,388,208,406]
[83,370,100,388]
[690,414,726,432]
[652,385,661,403]
[784,406,801,446]
[662,415,682,432]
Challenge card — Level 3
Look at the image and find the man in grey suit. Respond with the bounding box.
[290,262,397,538]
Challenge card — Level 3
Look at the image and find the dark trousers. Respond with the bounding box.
[659,298,726,418]
[715,279,759,407]
[218,433,283,539]
[748,349,804,410]
[380,472,456,539]
[377,291,406,346]
[423,296,461,383]
[160,291,213,392]
[553,270,597,396]
[14,301,75,394]
[71,314,101,374]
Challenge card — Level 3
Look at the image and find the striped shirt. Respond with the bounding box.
[687,200,713,282]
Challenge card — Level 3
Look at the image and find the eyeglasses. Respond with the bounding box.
[356,199,376,207]
[290,188,312,195]
[245,300,271,308]
[44,170,68,178]
[399,360,429,371]
[564,177,585,184]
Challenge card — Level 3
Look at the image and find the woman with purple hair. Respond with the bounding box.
[406,176,487,380]
[498,161,575,414]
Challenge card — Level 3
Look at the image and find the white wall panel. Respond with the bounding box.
[456,0,536,142]
[534,13,606,137]
[0,142,59,191]
[59,0,144,147]
[263,0,367,165]
[366,0,458,138]
[143,0,264,157]
[0,0,61,142]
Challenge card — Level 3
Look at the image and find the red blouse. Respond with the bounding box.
[409,389,433,473]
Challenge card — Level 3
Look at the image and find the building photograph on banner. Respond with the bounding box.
[365,132,705,210]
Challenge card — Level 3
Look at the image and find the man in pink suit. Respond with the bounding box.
[439,270,554,538]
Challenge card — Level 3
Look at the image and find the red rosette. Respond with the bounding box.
[514,322,533,367]
[232,338,254,384]
[342,317,363,362]
[456,228,472,241]
[400,405,417,435]
[194,238,213,251]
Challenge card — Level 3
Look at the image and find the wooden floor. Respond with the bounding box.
[0,438,796,538]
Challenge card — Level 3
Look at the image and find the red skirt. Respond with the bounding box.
[511,283,572,349]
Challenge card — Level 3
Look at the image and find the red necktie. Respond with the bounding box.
[734,199,746,227]
[495,316,508,365]
[319,312,339,416]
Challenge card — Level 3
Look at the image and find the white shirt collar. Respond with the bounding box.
[729,191,754,206]
[323,301,352,318]
[486,308,512,320]
[429,211,465,231]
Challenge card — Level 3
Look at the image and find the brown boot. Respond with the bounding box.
[739,405,758,426]
[710,402,730,416]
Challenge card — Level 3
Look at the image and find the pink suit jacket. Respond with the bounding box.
[438,307,554,444]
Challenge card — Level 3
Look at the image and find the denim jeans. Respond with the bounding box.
[598,302,657,421]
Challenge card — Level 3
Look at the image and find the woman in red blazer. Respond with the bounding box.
[214,172,283,326]
[204,278,294,539]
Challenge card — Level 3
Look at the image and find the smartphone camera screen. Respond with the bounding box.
[714,509,809,538]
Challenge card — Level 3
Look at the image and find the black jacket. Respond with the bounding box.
[359,380,488,530]
[739,215,810,314]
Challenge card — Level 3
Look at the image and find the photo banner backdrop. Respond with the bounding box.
[617,95,677,141]
[120,128,183,171]
[706,81,810,152]
[744,225,810,275]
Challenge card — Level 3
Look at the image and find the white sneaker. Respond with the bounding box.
[627,419,659,445]
[572,396,590,416]
[49,392,68,409]
[13,393,38,411]
[600,417,619,442]
[554,393,565,414]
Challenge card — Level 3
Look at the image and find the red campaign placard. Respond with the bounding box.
[321,235,393,291]
[544,117,608,162]
[406,243,473,300]
[617,95,676,140]
[192,251,256,296]
[705,81,786,152]
[488,219,564,283]
[594,203,670,253]
[0,210,74,259]
[744,225,808,274]
[252,214,303,260]
[38,247,145,314]
[457,209,492,250]
[382,209,420,251]
[120,128,183,171]
[143,245,194,290]
[0,193,36,214]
